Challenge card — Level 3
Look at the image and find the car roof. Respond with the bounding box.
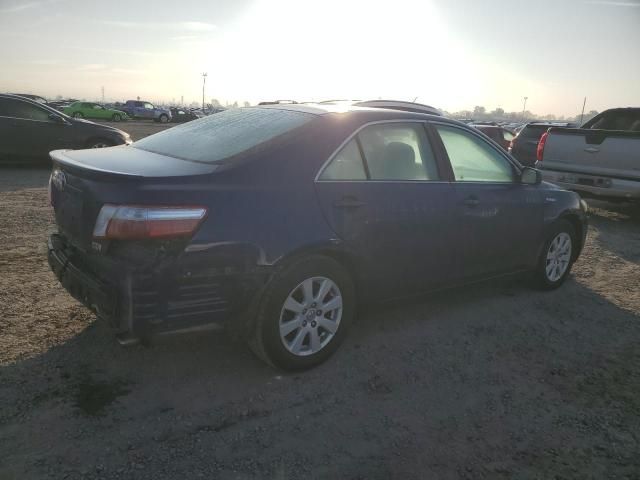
[316,99,442,116]
[353,100,442,115]
[254,103,464,127]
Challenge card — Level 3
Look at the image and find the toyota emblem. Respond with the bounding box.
[51,169,66,191]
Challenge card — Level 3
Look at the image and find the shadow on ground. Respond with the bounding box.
[1,272,639,480]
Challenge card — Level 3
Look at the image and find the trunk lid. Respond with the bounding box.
[49,147,216,253]
[50,146,218,178]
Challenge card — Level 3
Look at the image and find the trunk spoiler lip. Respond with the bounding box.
[50,148,145,178]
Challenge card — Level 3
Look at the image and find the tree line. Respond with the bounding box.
[446,106,599,124]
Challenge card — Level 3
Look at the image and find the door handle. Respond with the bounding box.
[584,147,600,153]
[334,196,366,209]
[463,196,480,207]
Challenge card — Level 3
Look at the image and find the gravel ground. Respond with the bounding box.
[98,120,174,141]
[0,169,639,479]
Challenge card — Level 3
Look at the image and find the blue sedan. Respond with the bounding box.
[47,104,588,370]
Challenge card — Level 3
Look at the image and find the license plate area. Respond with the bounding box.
[55,184,85,246]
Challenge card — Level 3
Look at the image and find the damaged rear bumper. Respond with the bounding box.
[47,233,267,339]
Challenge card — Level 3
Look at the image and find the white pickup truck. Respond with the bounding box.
[536,108,640,201]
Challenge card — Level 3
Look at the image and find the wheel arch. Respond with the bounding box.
[271,245,364,298]
[559,212,586,260]
[234,244,363,342]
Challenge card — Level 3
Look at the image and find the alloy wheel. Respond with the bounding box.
[545,232,572,282]
[279,276,343,356]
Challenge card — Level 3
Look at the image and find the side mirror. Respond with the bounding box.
[520,166,542,185]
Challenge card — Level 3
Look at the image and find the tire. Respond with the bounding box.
[158,114,169,123]
[249,255,355,371]
[73,112,83,118]
[87,138,113,149]
[112,113,122,122]
[533,219,576,290]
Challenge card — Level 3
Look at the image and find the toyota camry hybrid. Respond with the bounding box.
[47,104,588,370]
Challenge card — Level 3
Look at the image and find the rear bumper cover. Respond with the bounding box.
[48,234,266,338]
[48,234,117,320]
[541,169,640,200]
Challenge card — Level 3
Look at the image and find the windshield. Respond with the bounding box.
[133,107,314,163]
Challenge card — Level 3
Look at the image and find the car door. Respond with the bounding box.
[90,103,107,119]
[0,97,75,163]
[133,101,144,117]
[314,121,456,298]
[143,102,155,119]
[0,98,21,161]
[432,123,542,279]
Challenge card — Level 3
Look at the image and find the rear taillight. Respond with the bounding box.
[93,205,207,240]
[536,132,549,162]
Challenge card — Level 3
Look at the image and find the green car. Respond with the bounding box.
[63,102,129,122]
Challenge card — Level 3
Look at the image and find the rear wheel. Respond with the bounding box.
[533,220,576,290]
[158,114,169,123]
[249,255,355,370]
[73,112,83,118]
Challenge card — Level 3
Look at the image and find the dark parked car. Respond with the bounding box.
[509,122,576,166]
[0,94,132,165]
[47,104,587,370]
[473,125,515,150]
[169,107,199,123]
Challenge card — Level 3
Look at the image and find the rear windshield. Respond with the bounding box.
[133,107,315,163]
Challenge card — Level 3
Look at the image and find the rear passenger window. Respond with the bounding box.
[0,98,51,121]
[358,123,439,181]
[436,125,514,183]
[319,139,366,180]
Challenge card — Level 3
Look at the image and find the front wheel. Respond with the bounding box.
[533,220,576,290]
[112,113,122,122]
[158,114,169,123]
[249,255,355,371]
[72,112,83,118]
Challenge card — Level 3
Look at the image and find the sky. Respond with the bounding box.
[0,0,638,116]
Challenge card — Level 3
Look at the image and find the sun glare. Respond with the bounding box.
[201,0,483,108]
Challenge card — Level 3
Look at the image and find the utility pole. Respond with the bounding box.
[101,86,104,104]
[522,96,528,120]
[580,96,587,125]
[202,72,208,112]
[181,95,184,106]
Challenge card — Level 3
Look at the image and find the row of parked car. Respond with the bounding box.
[2,92,639,204]
[8,93,220,124]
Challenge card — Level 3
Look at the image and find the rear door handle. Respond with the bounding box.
[334,196,366,209]
[463,196,480,207]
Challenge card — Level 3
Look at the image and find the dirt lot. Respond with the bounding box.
[1,168,639,479]
[98,120,174,141]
